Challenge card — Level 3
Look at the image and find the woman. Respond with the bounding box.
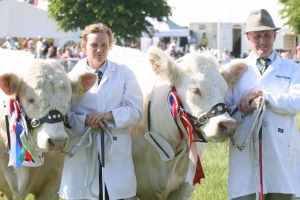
[59,23,143,200]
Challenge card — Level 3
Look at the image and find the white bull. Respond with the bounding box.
[110,46,246,200]
[0,49,96,200]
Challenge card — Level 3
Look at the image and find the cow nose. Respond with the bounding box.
[48,138,67,149]
[218,119,236,136]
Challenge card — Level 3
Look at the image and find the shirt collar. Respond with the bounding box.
[250,50,276,64]
[85,59,107,73]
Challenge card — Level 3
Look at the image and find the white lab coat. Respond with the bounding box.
[226,52,300,199]
[59,58,143,200]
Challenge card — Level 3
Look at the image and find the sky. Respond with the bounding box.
[167,0,286,28]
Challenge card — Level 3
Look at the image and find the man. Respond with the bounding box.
[59,23,143,200]
[199,32,208,49]
[226,9,300,200]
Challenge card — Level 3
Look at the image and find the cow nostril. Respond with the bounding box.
[48,138,67,148]
[219,120,236,136]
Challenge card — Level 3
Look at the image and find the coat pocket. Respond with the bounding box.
[109,133,132,162]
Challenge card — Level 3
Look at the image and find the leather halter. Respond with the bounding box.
[186,103,230,128]
[26,110,69,130]
[14,98,70,130]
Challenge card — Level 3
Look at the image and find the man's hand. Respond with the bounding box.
[238,89,263,114]
[85,111,114,130]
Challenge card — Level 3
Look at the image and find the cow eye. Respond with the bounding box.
[27,98,35,104]
[190,87,202,96]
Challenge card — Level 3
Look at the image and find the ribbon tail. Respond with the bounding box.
[193,156,205,185]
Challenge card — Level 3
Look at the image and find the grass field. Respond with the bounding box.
[191,142,229,200]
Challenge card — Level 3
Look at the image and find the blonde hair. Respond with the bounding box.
[81,23,115,46]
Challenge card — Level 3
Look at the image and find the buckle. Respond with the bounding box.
[197,114,208,126]
[31,119,40,128]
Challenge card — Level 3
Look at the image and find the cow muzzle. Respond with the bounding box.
[218,118,236,137]
[48,137,68,150]
[200,115,237,142]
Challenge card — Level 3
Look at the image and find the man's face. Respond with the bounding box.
[82,32,110,69]
[247,30,276,58]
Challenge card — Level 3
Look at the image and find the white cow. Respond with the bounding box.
[0,49,96,200]
[110,46,246,200]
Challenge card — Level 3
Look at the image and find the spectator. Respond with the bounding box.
[46,46,57,59]
[221,48,232,64]
[199,32,208,49]
[157,37,166,50]
[1,37,18,50]
[56,47,63,58]
[26,39,35,55]
[242,51,249,58]
[22,37,30,50]
[35,36,43,58]
[61,48,73,59]
[40,39,49,58]
[296,44,300,59]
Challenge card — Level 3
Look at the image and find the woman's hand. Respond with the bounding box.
[85,111,114,130]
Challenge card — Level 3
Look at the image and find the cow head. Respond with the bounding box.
[0,59,96,152]
[147,46,246,142]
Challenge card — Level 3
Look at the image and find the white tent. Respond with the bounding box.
[0,0,80,46]
[140,19,191,52]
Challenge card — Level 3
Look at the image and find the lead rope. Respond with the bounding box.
[256,97,266,200]
[230,96,266,200]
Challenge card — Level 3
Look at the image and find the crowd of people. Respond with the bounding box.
[0,36,86,71]
[1,33,299,70]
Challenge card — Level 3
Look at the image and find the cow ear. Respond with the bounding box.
[0,73,22,95]
[68,72,97,95]
[147,46,182,84]
[220,59,248,85]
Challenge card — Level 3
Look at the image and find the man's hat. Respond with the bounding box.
[244,9,281,33]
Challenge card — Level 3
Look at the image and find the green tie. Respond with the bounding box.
[257,58,271,75]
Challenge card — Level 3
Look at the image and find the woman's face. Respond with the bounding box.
[83,32,111,69]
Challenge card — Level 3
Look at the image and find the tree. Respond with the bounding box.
[279,0,300,34]
[48,0,172,41]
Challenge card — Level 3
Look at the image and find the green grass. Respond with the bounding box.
[191,142,229,200]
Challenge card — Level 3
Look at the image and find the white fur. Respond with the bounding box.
[0,49,96,200]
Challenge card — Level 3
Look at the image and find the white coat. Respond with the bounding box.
[59,58,143,200]
[226,52,300,199]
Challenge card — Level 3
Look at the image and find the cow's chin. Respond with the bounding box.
[199,115,237,142]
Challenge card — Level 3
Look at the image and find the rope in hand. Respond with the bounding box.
[230,96,266,152]
[230,96,266,200]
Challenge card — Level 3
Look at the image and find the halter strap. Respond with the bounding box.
[26,110,65,129]
[187,103,230,128]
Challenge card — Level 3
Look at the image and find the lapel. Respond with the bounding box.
[98,60,115,87]
[245,54,260,76]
